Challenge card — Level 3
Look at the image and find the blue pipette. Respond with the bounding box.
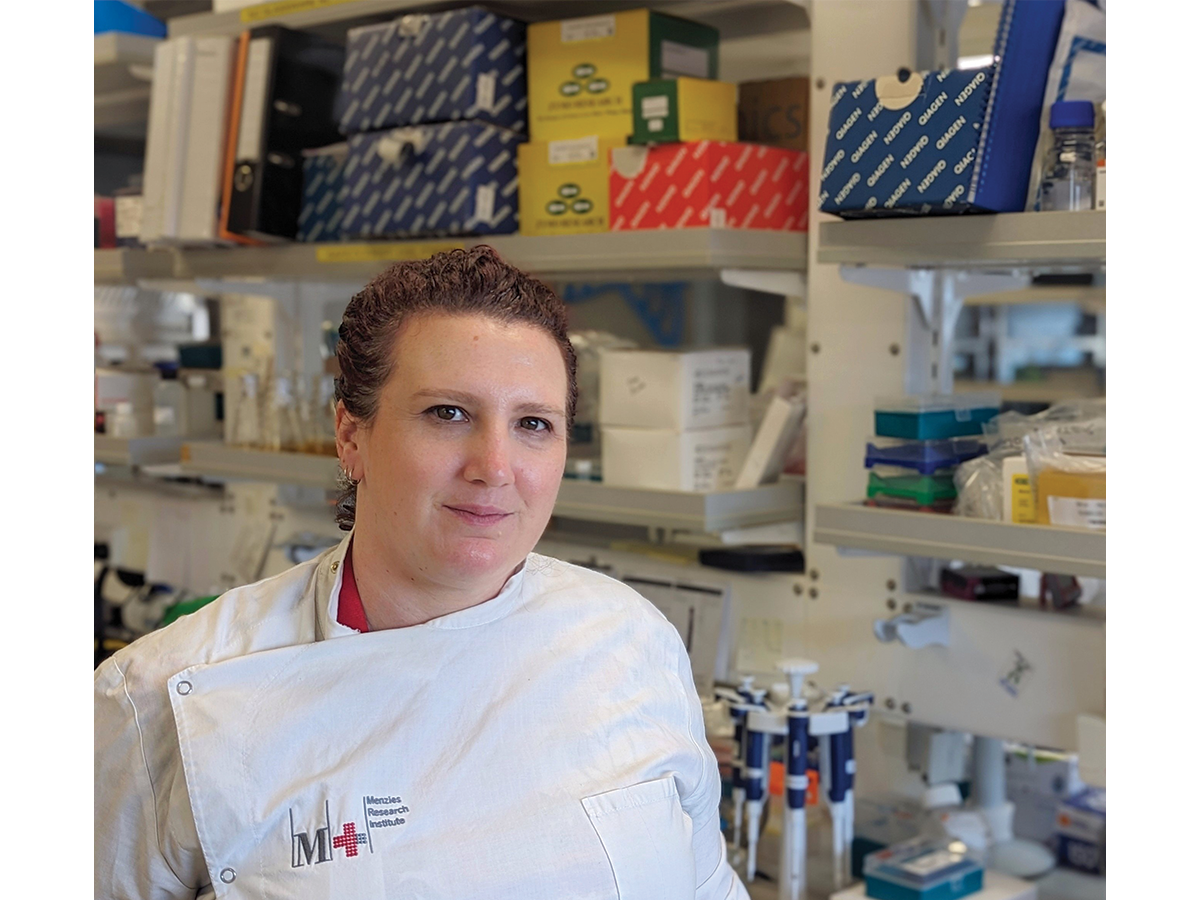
[777,659,819,900]
[742,686,770,882]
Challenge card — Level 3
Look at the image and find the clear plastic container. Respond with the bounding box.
[865,436,986,475]
[1039,100,1095,212]
[867,468,957,508]
[874,393,1001,440]
[863,836,984,900]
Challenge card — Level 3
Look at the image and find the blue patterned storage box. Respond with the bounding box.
[297,146,348,243]
[338,7,527,136]
[818,0,1065,217]
[341,122,520,238]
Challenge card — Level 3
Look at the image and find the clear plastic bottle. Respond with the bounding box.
[1039,100,1095,212]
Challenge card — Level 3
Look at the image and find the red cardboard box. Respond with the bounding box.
[610,141,808,232]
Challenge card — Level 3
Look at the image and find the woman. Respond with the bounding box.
[95,247,748,900]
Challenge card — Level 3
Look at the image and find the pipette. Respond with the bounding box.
[777,659,819,900]
[724,675,757,858]
[742,686,770,882]
[840,688,874,886]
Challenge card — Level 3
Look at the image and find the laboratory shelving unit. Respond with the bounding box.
[95,435,184,467]
[95,31,158,132]
[817,210,1106,270]
[93,230,807,289]
[813,503,1105,580]
[158,441,806,536]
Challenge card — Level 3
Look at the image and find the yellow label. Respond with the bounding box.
[239,0,357,23]
[527,10,649,141]
[517,138,623,235]
[180,444,192,463]
[315,242,464,264]
[1010,473,1036,524]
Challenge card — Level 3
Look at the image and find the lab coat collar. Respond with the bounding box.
[315,529,530,640]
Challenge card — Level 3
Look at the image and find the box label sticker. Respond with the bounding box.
[648,119,664,132]
[642,95,670,119]
[661,40,709,78]
[475,73,496,113]
[561,15,616,43]
[1047,497,1105,531]
[115,196,143,238]
[900,850,961,877]
[314,241,464,264]
[1010,473,1036,524]
[690,360,744,420]
[474,184,496,224]
[240,0,356,24]
[549,135,599,165]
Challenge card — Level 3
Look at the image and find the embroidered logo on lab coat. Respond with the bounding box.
[290,796,410,867]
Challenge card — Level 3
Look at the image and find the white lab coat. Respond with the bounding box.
[95,533,749,900]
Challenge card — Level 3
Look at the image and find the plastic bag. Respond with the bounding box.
[955,399,1104,520]
[1024,417,1105,530]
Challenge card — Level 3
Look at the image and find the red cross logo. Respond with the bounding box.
[332,822,367,858]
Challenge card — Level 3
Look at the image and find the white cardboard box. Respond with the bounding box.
[602,425,752,492]
[599,348,750,431]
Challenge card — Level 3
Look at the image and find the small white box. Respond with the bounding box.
[602,425,752,492]
[599,348,750,430]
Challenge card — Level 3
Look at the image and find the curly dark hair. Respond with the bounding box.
[332,245,577,531]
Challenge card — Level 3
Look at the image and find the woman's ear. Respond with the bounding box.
[335,401,364,481]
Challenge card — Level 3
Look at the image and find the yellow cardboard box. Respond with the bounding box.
[527,9,719,142]
[518,135,625,235]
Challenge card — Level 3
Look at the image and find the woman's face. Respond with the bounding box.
[341,312,569,595]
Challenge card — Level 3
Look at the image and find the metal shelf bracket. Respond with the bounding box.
[720,268,806,299]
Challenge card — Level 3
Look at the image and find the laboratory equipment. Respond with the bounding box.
[862,836,984,900]
[777,658,819,900]
[743,686,771,882]
[874,394,1001,441]
[867,470,958,508]
[865,438,986,476]
[1038,100,1095,212]
[821,685,875,890]
[1055,787,1104,876]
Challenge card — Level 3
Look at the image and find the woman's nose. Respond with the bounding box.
[462,425,514,487]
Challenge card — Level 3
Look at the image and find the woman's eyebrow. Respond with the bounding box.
[412,389,565,418]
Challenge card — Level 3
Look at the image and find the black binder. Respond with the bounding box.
[225,25,344,242]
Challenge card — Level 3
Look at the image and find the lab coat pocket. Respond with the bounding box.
[582,776,695,900]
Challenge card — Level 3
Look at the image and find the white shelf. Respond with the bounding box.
[95,32,158,131]
[180,442,341,488]
[94,230,807,286]
[95,248,176,285]
[169,0,809,38]
[817,211,1105,270]
[555,478,804,533]
[95,435,184,467]
[173,443,802,534]
[813,502,1105,579]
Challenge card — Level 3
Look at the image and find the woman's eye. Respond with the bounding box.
[519,417,549,432]
[432,406,466,422]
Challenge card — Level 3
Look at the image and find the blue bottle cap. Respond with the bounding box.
[1049,100,1095,130]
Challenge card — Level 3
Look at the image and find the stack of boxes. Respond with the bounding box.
[518,9,720,236]
[300,7,528,242]
[863,394,999,512]
[598,348,752,492]
[518,9,810,237]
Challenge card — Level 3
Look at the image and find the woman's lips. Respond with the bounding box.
[443,504,512,526]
